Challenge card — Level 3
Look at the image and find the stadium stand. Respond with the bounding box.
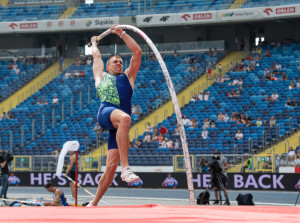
[127,43,300,166]
[0,57,54,102]
[242,0,300,8]
[0,4,66,21]
[0,52,221,156]
[70,0,233,19]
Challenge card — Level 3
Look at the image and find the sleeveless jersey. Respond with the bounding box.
[97,72,133,115]
[53,188,68,206]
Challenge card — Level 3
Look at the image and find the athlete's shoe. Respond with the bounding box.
[224,200,230,206]
[212,200,219,204]
[86,201,94,207]
[121,166,140,183]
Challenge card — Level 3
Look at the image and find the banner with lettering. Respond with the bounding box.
[10,172,300,191]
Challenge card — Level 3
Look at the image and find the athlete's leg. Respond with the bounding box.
[110,109,131,169]
[90,149,120,206]
[69,182,75,198]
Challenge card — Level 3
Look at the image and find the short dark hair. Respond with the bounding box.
[44,182,53,188]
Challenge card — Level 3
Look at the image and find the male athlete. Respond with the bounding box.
[44,183,68,206]
[64,150,76,199]
[88,24,141,206]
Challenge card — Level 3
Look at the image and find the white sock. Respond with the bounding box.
[122,166,129,172]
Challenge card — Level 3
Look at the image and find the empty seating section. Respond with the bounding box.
[242,0,300,8]
[129,43,300,166]
[0,60,48,101]
[70,0,233,19]
[0,52,219,156]
[0,4,66,22]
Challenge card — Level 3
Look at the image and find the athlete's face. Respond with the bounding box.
[107,57,123,75]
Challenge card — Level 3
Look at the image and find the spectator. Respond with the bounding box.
[265,49,271,57]
[7,62,13,70]
[265,72,272,81]
[159,124,168,135]
[202,127,209,139]
[173,125,180,135]
[182,115,192,126]
[297,79,300,88]
[238,78,243,85]
[237,117,246,125]
[203,118,210,128]
[64,70,71,79]
[182,55,190,64]
[152,126,158,135]
[224,114,229,122]
[14,65,20,75]
[174,139,180,149]
[197,157,209,173]
[52,96,59,105]
[204,92,210,101]
[275,61,282,70]
[272,68,279,76]
[145,122,153,133]
[288,157,295,167]
[232,78,239,85]
[93,123,101,132]
[13,55,18,63]
[246,121,255,127]
[280,155,287,167]
[289,80,296,90]
[162,173,178,189]
[293,98,299,106]
[131,105,137,114]
[286,97,293,107]
[143,132,151,142]
[8,111,14,119]
[74,70,80,77]
[41,96,48,105]
[79,70,85,77]
[211,121,216,128]
[235,130,244,140]
[288,147,296,158]
[166,138,173,149]
[264,68,269,76]
[230,89,237,96]
[217,111,224,121]
[266,94,272,101]
[136,105,142,116]
[217,63,222,75]
[133,138,141,149]
[197,91,204,101]
[190,94,197,102]
[59,56,64,71]
[190,118,198,128]
[269,116,276,127]
[86,56,92,65]
[281,72,288,81]
[152,133,158,142]
[158,137,167,148]
[270,61,275,70]
[256,117,262,127]
[1,112,9,119]
[237,87,243,96]
[245,113,251,123]
[37,98,42,105]
[271,92,278,101]
[173,50,179,58]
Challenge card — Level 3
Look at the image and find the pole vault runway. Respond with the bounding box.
[0,205,299,223]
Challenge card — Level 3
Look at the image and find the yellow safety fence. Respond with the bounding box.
[174,155,194,172]
[253,151,275,173]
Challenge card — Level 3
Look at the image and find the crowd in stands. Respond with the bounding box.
[278,147,300,167]
[0,111,14,120]
[36,95,59,106]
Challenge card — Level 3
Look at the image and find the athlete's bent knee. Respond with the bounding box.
[120,115,131,126]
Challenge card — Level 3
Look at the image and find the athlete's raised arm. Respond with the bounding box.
[91,36,105,88]
[110,25,141,81]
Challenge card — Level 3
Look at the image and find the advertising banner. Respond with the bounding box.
[0,17,119,34]
[8,172,300,191]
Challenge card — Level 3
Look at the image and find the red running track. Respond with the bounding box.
[0,205,299,223]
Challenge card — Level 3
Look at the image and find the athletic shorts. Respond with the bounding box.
[97,105,130,150]
[211,174,227,189]
[68,170,76,182]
